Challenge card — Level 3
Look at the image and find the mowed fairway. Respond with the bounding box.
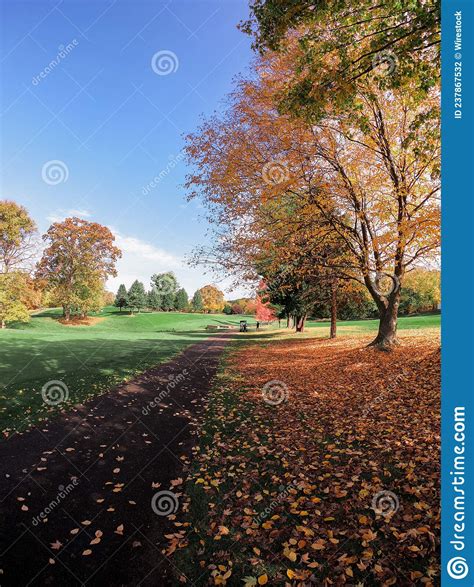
[0,308,249,433]
[0,309,440,434]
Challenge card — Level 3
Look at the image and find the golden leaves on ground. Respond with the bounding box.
[169,332,440,585]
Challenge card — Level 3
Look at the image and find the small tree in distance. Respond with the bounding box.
[255,283,276,323]
[147,288,161,311]
[200,285,225,313]
[114,284,128,312]
[127,280,146,314]
[151,272,179,311]
[191,289,203,312]
[175,288,189,311]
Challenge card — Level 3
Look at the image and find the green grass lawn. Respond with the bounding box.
[0,308,252,433]
[0,308,440,434]
[306,313,441,332]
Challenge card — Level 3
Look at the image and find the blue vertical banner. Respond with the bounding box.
[442,0,474,584]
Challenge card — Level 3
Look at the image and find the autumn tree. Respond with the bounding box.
[185,49,440,348]
[127,280,146,314]
[0,200,37,274]
[0,272,31,328]
[255,281,276,323]
[104,291,115,306]
[191,289,203,312]
[115,284,128,312]
[199,285,225,313]
[241,299,257,315]
[241,0,440,118]
[400,269,440,314]
[231,302,244,315]
[0,201,39,327]
[73,273,105,318]
[36,217,121,320]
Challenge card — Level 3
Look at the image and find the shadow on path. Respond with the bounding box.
[0,334,231,586]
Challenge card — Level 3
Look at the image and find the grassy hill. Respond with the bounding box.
[0,308,440,434]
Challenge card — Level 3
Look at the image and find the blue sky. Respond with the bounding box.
[0,0,253,297]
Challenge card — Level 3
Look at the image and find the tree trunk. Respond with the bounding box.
[363,271,402,350]
[369,293,400,350]
[1,319,5,329]
[63,306,70,321]
[330,282,337,339]
[295,314,306,332]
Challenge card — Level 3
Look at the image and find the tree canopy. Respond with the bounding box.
[0,200,37,274]
[115,284,128,311]
[36,217,121,320]
[185,41,440,347]
[241,0,440,118]
[127,280,147,313]
[199,285,225,313]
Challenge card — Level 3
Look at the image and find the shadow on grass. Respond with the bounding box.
[0,334,211,432]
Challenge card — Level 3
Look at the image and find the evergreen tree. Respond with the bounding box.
[151,272,179,311]
[147,288,160,310]
[175,288,188,311]
[191,289,203,312]
[127,280,146,314]
[114,284,128,312]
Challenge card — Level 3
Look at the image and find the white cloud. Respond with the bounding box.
[107,229,181,292]
[68,208,92,217]
[111,230,180,266]
[106,229,250,299]
[46,208,92,223]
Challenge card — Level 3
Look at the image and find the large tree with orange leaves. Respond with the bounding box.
[36,217,121,320]
[186,49,440,348]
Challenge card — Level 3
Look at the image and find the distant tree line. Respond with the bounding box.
[0,200,440,329]
[114,277,227,315]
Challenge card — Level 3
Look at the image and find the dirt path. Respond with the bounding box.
[0,334,231,586]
